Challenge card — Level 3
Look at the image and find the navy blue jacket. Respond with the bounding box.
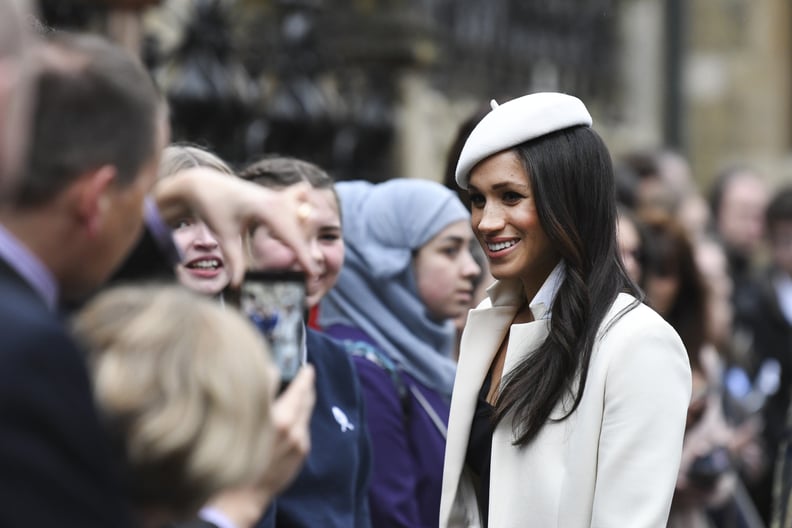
[257,329,373,528]
[0,260,134,527]
[325,324,450,528]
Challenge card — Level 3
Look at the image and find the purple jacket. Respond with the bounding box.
[325,324,450,528]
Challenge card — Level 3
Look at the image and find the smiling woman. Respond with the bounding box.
[157,144,233,297]
[440,93,692,528]
[240,157,344,309]
[467,150,558,299]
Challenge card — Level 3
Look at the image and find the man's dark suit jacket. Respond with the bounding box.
[0,261,140,526]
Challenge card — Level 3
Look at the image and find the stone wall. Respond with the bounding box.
[685,0,791,190]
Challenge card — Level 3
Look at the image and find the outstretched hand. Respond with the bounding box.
[151,167,320,287]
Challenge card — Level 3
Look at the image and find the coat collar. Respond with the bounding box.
[441,302,516,527]
[486,261,566,320]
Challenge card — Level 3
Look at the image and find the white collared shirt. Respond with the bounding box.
[528,262,566,321]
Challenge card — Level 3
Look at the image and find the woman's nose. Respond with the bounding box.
[310,238,324,264]
[475,204,505,233]
[461,248,482,279]
[193,223,219,248]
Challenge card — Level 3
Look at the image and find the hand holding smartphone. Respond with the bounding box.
[225,271,306,388]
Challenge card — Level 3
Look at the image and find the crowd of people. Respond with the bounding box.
[614,148,792,528]
[2,1,792,527]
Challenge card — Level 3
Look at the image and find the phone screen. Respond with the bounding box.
[226,271,306,386]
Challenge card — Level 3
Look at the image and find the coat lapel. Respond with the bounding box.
[440,294,518,526]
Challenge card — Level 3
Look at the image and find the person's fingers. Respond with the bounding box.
[218,232,246,288]
[272,364,315,453]
[259,365,315,494]
[283,185,318,279]
[207,486,270,528]
[156,169,320,284]
[274,364,316,424]
[261,184,320,279]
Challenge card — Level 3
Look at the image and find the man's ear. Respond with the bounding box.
[75,165,116,237]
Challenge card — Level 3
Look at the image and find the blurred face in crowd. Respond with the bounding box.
[248,188,343,307]
[717,172,769,255]
[467,150,560,300]
[677,194,710,241]
[414,220,481,321]
[636,176,676,215]
[696,239,734,346]
[617,214,642,284]
[172,218,230,296]
[644,269,679,318]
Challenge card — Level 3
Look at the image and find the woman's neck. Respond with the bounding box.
[513,302,535,324]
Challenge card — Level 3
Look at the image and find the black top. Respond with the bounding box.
[465,373,495,528]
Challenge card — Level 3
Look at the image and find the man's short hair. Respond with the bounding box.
[17,31,162,207]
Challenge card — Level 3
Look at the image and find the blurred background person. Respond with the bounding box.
[240,156,372,528]
[706,165,775,524]
[773,404,792,528]
[618,147,710,243]
[319,178,479,528]
[738,184,792,447]
[654,149,710,242]
[739,185,792,528]
[619,149,675,215]
[641,211,765,528]
[617,207,646,285]
[708,165,770,310]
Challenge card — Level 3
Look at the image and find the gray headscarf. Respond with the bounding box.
[319,179,471,399]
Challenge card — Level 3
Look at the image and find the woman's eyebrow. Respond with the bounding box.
[490,181,531,192]
[440,235,466,245]
[469,181,531,192]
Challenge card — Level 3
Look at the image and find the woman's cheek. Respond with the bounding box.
[323,243,345,283]
[252,236,298,270]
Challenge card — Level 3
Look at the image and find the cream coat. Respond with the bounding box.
[440,279,692,528]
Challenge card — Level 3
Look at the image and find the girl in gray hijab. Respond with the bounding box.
[320,178,480,528]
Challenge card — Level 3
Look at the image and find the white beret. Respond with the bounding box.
[455,92,592,189]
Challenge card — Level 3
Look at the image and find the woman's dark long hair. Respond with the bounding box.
[492,125,641,447]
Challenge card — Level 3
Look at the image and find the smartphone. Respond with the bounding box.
[226,270,306,387]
